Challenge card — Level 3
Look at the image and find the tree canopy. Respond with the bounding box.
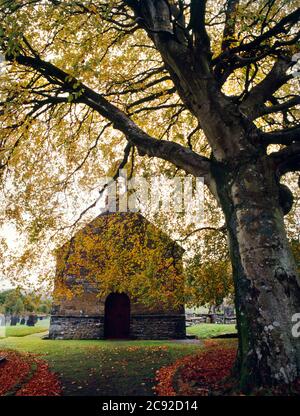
[0,1,298,298]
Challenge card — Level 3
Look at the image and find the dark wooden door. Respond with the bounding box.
[104,293,130,339]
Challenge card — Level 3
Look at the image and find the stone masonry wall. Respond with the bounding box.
[130,315,186,339]
[49,314,186,340]
[49,316,104,340]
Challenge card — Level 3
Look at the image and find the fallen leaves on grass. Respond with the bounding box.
[16,359,62,396]
[0,350,62,396]
[154,355,193,396]
[154,347,236,396]
[0,351,31,395]
[178,348,236,395]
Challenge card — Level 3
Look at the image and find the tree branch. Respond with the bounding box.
[177,224,226,243]
[258,96,300,118]
[213,6,300,86]
[189,0,211,53]
[4,51,212,182]
[270,142,300,176]
[239,58,293,119]
[221,0,240,52]
[261,126,300,145]
[215,6,300,61]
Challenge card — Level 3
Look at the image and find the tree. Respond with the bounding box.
[0,289,15,306]
[14,297,24,315]
[185,228,234,307]
[37,299,52,315]
[0,288,50,316]
[1,289,21,315]
[0,0,299,391]
[23,292,39,313]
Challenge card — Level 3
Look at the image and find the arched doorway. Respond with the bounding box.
[104,293,130,339]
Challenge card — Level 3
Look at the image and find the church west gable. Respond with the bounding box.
[49,212,186,340]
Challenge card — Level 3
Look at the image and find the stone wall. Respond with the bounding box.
[49,314,186,340]
[130,314,186,339]
[49,316,104,340]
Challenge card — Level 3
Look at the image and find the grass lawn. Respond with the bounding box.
[0,318,50,338]
[0,322,238,395]
[187,323,237,339]
[0,332,201,396]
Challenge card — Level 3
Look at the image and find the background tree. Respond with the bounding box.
[0,0,300,391]
[0,288,51,317]
[0,289,15,306]
[185,228,234,307]
[13,297,24,315]
[37,301,51,315]
[22,293,37,314]
[0,289,21,316]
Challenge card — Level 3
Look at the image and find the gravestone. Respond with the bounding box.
[10,316,18,326]
[26,315,36,327]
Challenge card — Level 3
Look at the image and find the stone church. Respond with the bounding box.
[49,210,186,340]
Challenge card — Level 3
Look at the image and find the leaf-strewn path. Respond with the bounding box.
[0,349,62,396]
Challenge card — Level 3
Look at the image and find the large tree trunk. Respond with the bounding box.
[212,153,300,391]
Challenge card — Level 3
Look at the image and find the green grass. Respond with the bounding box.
[0,332,201,396]
[0,318,50,338]
[0,322,238,395]
[187,323,237,339]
